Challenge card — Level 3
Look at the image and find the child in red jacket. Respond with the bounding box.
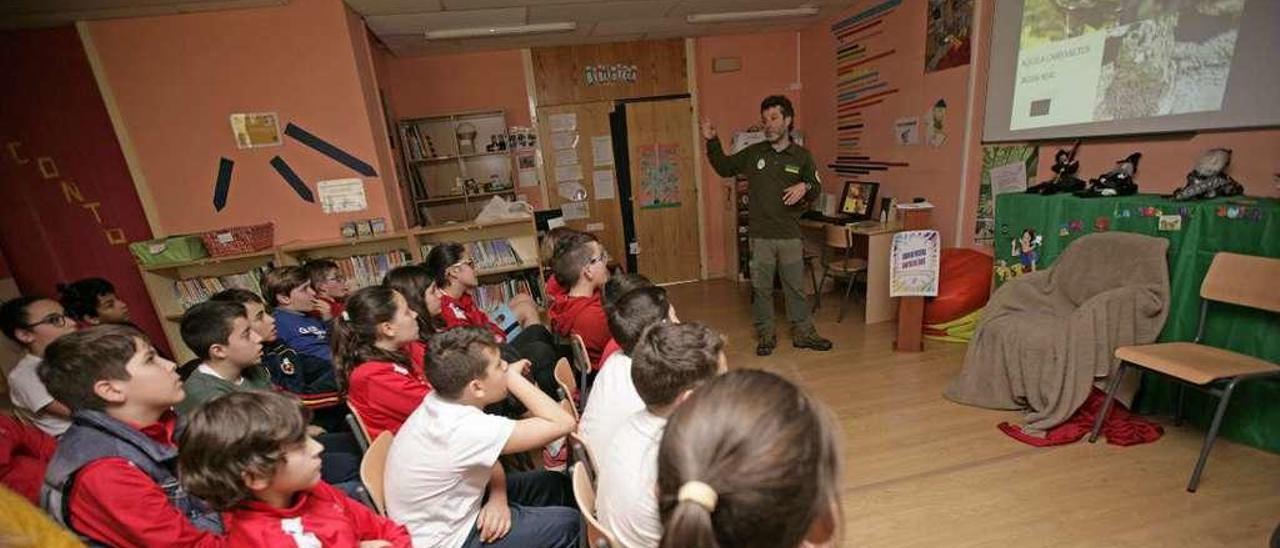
[180,390,409,547]
[548,232,612,367]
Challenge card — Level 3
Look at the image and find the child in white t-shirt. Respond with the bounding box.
[1,297,78,437]
[385,327,580,548]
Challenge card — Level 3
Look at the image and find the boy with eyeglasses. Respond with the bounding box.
[548,232,613,367]
[1,297,80,437]
[303,259,349,321]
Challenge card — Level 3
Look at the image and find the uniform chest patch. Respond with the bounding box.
[450,303,467,320]
[756,158,766,170]
[784,164,800,174]
[280,358,295,375]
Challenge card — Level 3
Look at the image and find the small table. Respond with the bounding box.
[800,219,904,324]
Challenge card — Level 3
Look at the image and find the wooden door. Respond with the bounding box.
[625,98,701,284]
[536,101,626,263]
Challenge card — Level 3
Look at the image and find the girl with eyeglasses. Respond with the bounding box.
[1,296,79,437]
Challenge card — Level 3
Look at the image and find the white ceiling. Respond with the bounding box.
[0,0,286,29]
[347,0,860,56]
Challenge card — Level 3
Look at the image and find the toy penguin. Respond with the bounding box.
[1025,140,1084,195]
[1170,148,1244,200]
[1077,152,1141,198]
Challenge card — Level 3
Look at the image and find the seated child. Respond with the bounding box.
[424,243,560,398]
[2,296,78,437]
[385,327,580,548]
[596,272,662,367]
[656,369,842,548]
[383,264,446,375]
[579,285,674,452]
[176,301,269,416]
[265,266,333,364]
[209,289,343,430]
[595,322,726,548]
[539,227,581,312]
[548,232,612,367]
[57,277,131,327]
[178,390,410,547]
[332,286,430,439]
[38,325,225,546]
[0,412,57,504]
[304,259,349,321]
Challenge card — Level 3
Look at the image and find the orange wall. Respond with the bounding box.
[86,0,397,244]
[694,31,806,277]
[347,9,404,229]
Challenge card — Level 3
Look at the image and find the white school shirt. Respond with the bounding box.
[7,354,70,437]
[596,409,666,548]
[578,351,646,452]
[384,392,515,548]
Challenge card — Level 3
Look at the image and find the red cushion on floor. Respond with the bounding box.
[924,248,993,325]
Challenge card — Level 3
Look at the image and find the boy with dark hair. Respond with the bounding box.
[176,301,268,416]
[209,289,342,429]
[38,325,225,546]
[303,259,349,321]
[385,327,580,548]
[265,266,333,363]
[596,321,726,548]
[2,297,78,437]
[579,286,675,452]
[548,232,612,367]
[57,277,131,326]
[179,390,409,547]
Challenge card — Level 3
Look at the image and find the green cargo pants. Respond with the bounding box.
[750,238,813,337]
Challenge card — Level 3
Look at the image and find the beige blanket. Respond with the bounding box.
[944,232,1170,433]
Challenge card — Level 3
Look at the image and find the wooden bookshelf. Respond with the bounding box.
[412,217,545,307]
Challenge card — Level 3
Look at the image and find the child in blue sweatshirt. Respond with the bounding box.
[264,267,332,364]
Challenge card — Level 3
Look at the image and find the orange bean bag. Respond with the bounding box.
[924,248,993,325]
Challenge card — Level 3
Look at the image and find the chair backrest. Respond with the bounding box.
[554,358,580,421]
[360,431,394,516]
[570,334,593,403]
[1201,252,1280,313]
[568,430,597,483]
[572,463,619,548]
[345,413,369,453]
[824,223,853,250]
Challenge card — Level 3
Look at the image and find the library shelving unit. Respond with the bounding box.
[398,109,521,225]
[136,250,279,364]
[275,232,418,290]
[412,217,545,311]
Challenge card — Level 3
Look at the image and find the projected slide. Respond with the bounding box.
[1011,0,1245,131]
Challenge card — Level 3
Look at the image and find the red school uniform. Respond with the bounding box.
[347,357,432,440]
[223,481,410,547]
[439,292,507,343]
[549,292,611,369]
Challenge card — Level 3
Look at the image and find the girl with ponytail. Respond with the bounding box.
[657,369,843,548]
[383,264,445,375]
[331,285,430,439]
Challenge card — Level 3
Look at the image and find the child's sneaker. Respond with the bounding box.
[542,438,568,471]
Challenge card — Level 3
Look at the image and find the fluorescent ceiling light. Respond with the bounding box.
[686,6,819,24]
[424,21,575,40]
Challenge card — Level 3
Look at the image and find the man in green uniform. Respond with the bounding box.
[702,95,833,356]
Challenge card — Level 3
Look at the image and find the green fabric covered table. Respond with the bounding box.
[993,192,1280,453]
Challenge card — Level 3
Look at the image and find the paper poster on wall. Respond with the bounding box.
[317,178,367,214]
[229,112,282,149]
[924,0,973,73]
[893,117,920,146]
[555,163,583,182]
[592,170,616,200]
[637,143,681,209]
[557,181,588,202]
[552,132,579,151]
[518,169,539,188]
[549,113,577,133]
[974,145,1037,246]
[562,201,590,220]
[890,230,941,297]
[556,149,580,166]
[988,161,1028,195]
[591,136,614,166]
[927,99,947,147]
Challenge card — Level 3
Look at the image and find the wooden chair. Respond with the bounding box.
[345,413,369,453]
[572,463,619,548]
[568,430,597,485]
[815,223,868,322]
[360,432,394,515]
[569,334,593,405]
[554,357,580,421]
[1089,252,1280,492]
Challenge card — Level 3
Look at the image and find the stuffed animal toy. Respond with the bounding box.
[1025,140,1084,195]
[1077,152,1141,198]
[1170,148,1244,200]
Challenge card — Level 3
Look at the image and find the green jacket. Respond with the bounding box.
[177,364,274,416]
[707,137,821,239]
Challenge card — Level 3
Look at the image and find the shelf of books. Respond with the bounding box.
[412,217,544,310]
[276,232,418,291]
[136,250,279,364]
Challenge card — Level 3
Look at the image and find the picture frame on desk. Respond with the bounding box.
[839,181,880,221]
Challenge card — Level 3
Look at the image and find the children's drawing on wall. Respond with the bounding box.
[893,116,920,146]
[637,143,681,209]
[1012,228,1042,272]
[925,0,974,72]
[927,99,947,147]
[974,145,1038,246]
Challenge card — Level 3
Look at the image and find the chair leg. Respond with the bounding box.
[837,274,856,323]
[808,258,821,311]
[1174,382,1186,427]
[814,267,830,313]
[1089,363,1128,443]
[1187,378,1240,493]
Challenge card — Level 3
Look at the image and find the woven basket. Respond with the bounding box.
[199,223,274,257]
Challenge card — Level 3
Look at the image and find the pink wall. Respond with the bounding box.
[695,31,806,277]
[346,10,404,228]
[86,0,397,244]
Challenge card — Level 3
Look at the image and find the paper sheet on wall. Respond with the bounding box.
[555,163,583,182]
[518,169,539,188]
[549,113,577,133]
[562,201,590,220]
[317,178,367,213]
[989,161,1028,194]
[592,170,616,200]
[552,132,578,151]
[591,136,614,166]
[555,149,579,166]
[893,116,920,146]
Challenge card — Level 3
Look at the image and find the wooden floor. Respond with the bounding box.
[665,280,1280,547]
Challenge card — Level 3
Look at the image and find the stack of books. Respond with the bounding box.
[333,250,412,289]
[172,269,266,310]
[473,275,539,312]
[420,239,526,273]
